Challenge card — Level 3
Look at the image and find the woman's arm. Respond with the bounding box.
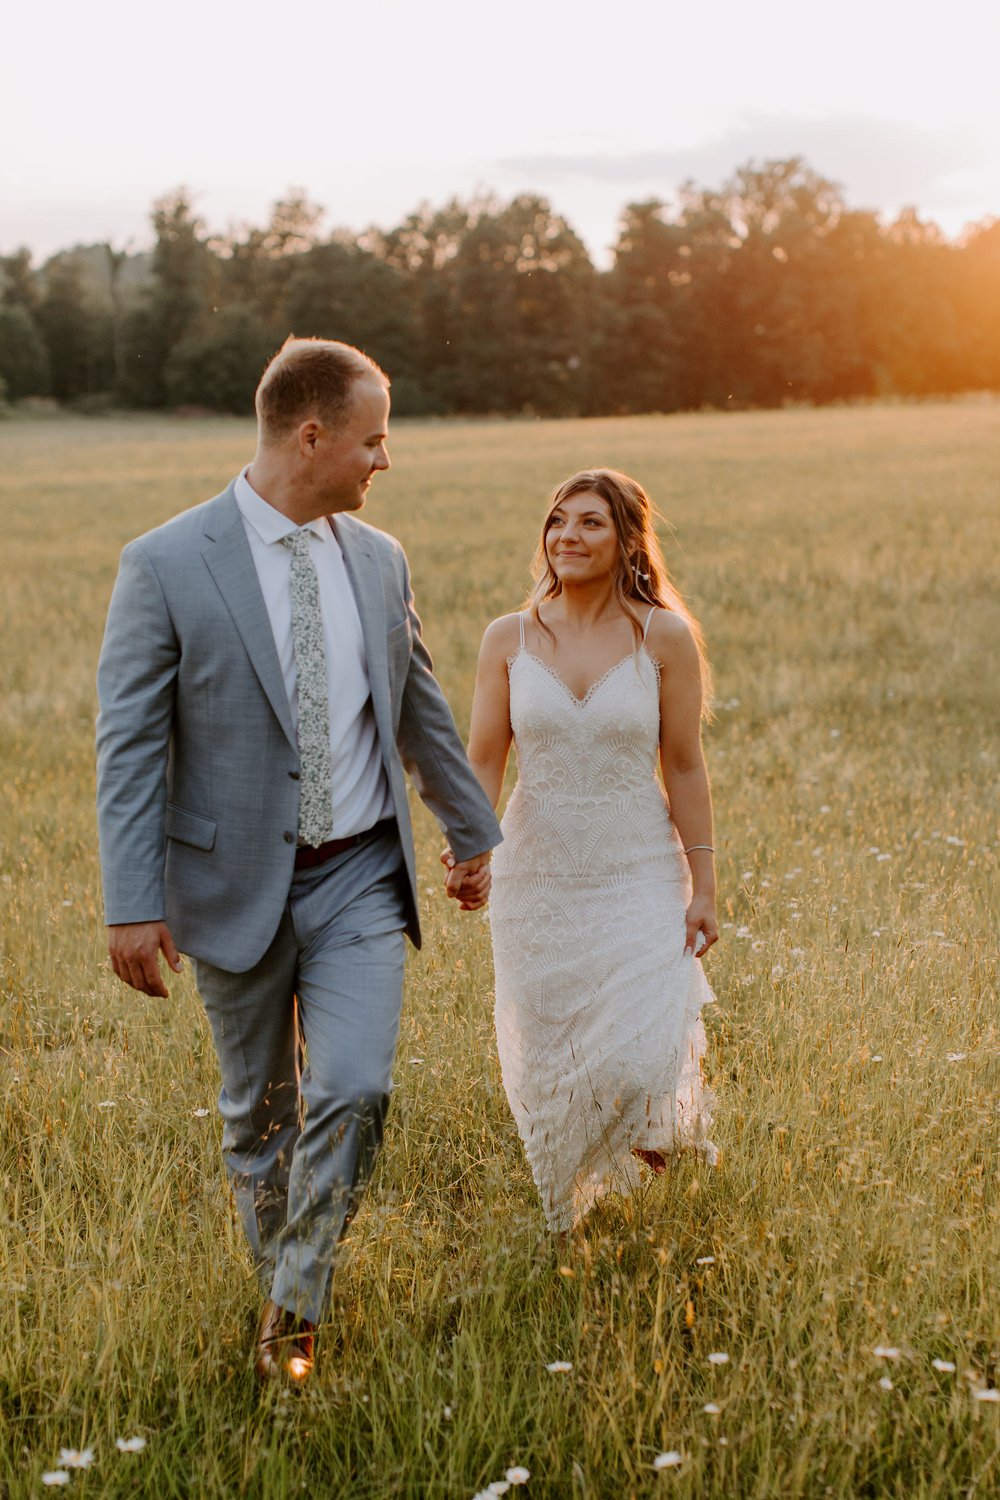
[439,615,517,907]
[465,615,519,808]
[648,610,719,958]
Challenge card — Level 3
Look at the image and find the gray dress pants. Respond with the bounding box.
[194,821,408,1324]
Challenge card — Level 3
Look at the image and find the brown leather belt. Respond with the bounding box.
[294,818,395,870]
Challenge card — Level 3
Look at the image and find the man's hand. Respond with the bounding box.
[440,849,492,912]
[107,921,182,997]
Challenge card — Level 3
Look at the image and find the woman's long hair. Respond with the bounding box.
[526,468,713,708]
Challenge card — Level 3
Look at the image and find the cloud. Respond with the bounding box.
[497,113,984,216]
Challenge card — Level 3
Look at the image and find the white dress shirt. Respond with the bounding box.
[234,469,393,840]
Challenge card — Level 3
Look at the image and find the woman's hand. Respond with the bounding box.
[684,893,718,959]
[440,847,492,911]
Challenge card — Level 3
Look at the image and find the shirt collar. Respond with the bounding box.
[235,468,332,547]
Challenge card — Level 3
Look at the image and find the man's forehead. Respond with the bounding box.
[349,375,390,423]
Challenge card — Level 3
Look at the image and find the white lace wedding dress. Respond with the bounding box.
[489,611,716,1232]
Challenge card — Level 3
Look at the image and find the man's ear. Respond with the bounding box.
[297,419,321,456]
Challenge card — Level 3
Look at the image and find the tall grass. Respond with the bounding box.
[1,403,997,1497]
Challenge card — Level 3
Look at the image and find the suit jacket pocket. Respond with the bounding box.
[165,802,217,851]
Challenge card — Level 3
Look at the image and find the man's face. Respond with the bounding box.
[312,375,391,513]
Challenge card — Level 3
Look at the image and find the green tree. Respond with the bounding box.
[216,190,325,328]
[163,305,275,413]
[126,189,216,405]
[857,209,965,395]
[35,252,108,401]
[279,238,418,388]
[0,249,40,312]
[0,303,51,398]
[601,200,694,413]
[370,194,595,414]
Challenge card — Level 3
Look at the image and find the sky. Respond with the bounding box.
[4,0,999,267]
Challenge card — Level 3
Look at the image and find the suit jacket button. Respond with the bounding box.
[289,770,300,780]
[283,831,295,844]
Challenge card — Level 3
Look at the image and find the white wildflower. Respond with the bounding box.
[878,1377,894,1391]
[873,1346,901,1360]
[545,1360,572,1373]
[115,1436,147,1453]
[695,1255,715,1266]
[703,1402,722,1414]
[193,1108,209,1117]
[41,1474,71,1488]
[59,1449,95,1469]
[932,1360,956,1374]
[707,1352,730,1365]
[653,1450,683,1469]
[505,1469,530,1486]
[973,1388,1000,1403]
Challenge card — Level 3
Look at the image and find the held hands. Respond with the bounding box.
[107,921,182,997]
[440,848,492,911]
[684,894,719,960]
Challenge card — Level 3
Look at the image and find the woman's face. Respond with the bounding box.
[544,491,621,585]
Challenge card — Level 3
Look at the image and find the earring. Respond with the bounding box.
[633,564,650,583]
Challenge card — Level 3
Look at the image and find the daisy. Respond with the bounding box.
[59,1449,95,1469]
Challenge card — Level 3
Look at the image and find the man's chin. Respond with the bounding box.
[331,492,367,514]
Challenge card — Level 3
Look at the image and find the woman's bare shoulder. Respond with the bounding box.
[644,606,697,661]
[479,611,524,661]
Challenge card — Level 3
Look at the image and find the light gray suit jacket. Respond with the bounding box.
[96,481,501,972]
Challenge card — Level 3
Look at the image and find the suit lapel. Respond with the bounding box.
[201,489,298,751]
[334,517,391,727]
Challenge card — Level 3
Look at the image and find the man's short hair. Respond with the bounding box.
[255,337,389,441]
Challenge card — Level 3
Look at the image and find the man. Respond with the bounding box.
[97,337,501,1386]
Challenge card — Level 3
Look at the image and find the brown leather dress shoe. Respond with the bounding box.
[255,1299,316,1387]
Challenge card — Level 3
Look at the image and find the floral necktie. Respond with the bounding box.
[282,529,333,846]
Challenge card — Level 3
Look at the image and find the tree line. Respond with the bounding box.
[2,158,999,417]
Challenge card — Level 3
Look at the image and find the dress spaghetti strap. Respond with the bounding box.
[519,611,526,649]
[642,605,657,641]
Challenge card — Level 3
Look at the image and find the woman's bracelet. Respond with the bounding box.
[684,844,715,855]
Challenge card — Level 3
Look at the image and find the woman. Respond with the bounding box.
[461,468,718,1233]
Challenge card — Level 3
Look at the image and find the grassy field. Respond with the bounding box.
[0,401,997,1498]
